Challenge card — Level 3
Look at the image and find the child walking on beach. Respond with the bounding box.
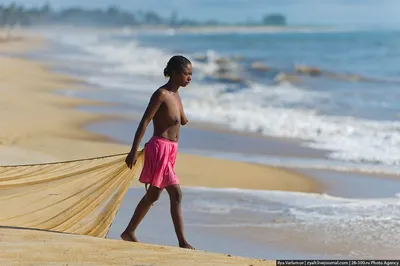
[121,55,194,249]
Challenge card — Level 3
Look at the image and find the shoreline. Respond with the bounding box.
[81,107,328,159]
[82,114,400,178]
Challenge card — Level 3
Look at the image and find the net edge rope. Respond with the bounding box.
[0,150,144,168]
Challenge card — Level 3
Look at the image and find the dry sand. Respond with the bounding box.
[0,33,320,265]
[0,29,43,53]
[0,227,272,266]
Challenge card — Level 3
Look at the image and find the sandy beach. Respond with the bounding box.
[0,227,273,266]
[0,31,323,264]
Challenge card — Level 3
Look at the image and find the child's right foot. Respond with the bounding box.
[179,242,195,250]
[120,231,138,242]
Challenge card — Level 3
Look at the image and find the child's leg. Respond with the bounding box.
[121,185,162,242]
[166,184,195,249]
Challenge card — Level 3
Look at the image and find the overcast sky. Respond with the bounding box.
[2,0,398,27]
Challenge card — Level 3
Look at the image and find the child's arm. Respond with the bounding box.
[130,89,165,153]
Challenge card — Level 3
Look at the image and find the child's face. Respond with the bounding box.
[176,64,192,87]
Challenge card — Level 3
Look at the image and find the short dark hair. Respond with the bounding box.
[164,55,191,77]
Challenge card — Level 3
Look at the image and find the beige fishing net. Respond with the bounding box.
[0,151,144,238]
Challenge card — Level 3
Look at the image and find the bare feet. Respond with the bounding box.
[179,242,195,250]
[120,231,138,242]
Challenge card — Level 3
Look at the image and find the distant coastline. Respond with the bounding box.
[153,25,336,34]
[46,24,335,35]
[0,3,289,28]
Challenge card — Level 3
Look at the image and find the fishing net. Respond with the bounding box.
[0,151,144,238]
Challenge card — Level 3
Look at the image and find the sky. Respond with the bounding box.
[2,0,399,27]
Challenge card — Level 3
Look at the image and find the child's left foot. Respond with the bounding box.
[120,231,138,242]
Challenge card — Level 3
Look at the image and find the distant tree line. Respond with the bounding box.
[0,3,287,27]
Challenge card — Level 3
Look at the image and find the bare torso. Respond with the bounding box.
[152,88,185,142]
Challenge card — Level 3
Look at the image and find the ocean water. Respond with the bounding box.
[28,26,400,258]
[182,187,400,258]
[34,26,400,173]
[106,186,400,259]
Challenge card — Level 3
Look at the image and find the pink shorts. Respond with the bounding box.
[139,136,179,189]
